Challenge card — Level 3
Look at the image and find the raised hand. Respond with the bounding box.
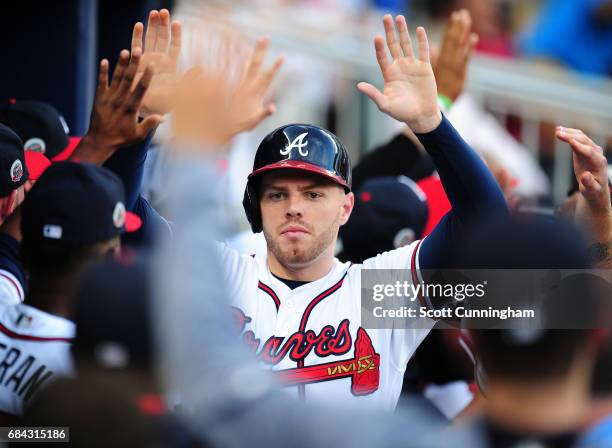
[358,15,441,133]
[433,9,479,102]
[557,127,610,210]
[171,36,284,148]
[74,49,164,164]
[557,127,611,253]
[229,36,284,135]
[131,9,182,117]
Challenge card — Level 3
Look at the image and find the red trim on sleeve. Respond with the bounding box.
[410,240,428,309]
[0,272,23,300]
[0,322,73,343]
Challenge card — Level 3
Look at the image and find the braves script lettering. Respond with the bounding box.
[232,307,352,364]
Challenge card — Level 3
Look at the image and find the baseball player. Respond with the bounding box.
[0,161,143,420]
[217,15,507,410]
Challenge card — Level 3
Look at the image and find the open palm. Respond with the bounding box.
[358,15,441,133]
[131,9,182,117]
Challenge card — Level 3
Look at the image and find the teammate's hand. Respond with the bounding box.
[73,50,164,164]
[358,15,441,133]
[172,36,283,148]
[172,67,233,148]
[131,9,182,117]
[557,127,610,211]
[230,36,284,135]
[557,126,611,250]
[433,9,478,102]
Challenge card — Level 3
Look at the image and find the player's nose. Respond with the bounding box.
[285,194,305,220]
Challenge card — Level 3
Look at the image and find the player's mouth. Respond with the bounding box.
[280,225,310,238]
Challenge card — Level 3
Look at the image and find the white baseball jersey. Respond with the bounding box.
[0,303,74,416]
[219,239,433,411]
[0,269,24,306]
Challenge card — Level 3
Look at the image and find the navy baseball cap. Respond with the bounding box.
[0,100,70,159]
[339,176,428,262]
[21,162,141,245]
[0,123,28,197]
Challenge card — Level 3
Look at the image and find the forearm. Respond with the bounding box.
[415,115,507,217]
[415,116,507,269]
[575,196,612,268]
[104,132,154,210]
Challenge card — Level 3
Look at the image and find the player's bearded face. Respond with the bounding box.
[260,171,352,267]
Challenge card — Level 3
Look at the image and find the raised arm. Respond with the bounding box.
[358,15,507,269]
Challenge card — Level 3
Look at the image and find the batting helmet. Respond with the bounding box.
[243,124,352,233]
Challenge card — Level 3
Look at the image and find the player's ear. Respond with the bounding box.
[1,190,18,219]
[339,191,354,225]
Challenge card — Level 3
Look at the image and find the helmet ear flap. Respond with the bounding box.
[243,180,262,233]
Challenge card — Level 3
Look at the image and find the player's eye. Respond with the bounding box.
[268,192,285,200]
[306,192,321,199]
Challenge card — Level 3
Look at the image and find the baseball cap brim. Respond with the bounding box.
[248,160,350,190]
[25,150,52,181]
[52,136,81,162]
[125,212,142,233]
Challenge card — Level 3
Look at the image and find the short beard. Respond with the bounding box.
[264,217,340,268]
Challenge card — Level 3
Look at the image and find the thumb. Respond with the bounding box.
[138,114,165,137]
[244,104,276,132]
[357,82,386,111]
[579,172,602,199]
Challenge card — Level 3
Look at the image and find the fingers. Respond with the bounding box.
[395,15,414,59]
[244,104,276,132]
[126,63,154,112]
[373,36,391,74]
[440,9,476,63]
[138,114,165,138]
[357,82,387,111]
[569,137,594,159]
[443,11,462,53]
[415,27,430,63]
[245,37,270,81]
[144,10,159,51]
[131,22,144,53]
[579,172,602,195]
[457,9,472,49]
[169,20,182,61]
[556,126,600,151]
[97,59,110,94]
[464,33,479,62]
[115,48,142,101]
[155,9,171,52]
[383,14,402,60]
[259,56,285,92]
[109,50,131,91]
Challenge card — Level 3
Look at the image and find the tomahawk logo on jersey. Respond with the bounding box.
[0,303,74,417]
[219,239,433,411]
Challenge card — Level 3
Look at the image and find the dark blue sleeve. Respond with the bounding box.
[121,195,173,248]
[416,116,508,269]
[103,132,154,211]
[0,233,25,291]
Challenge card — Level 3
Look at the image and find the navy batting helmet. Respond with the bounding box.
[243,124,352,233]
